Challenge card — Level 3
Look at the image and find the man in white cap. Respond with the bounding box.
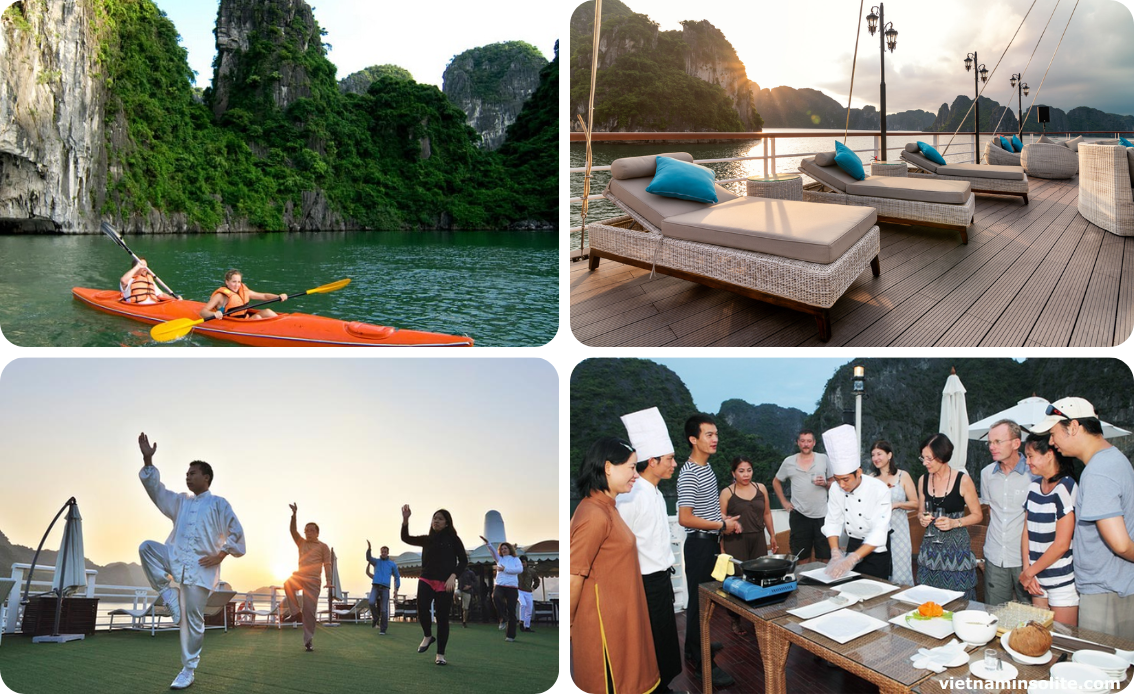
[1030,397,1133,639]
[820,425,893,580]
[616,407,682,693]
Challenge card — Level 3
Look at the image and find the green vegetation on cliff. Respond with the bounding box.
[449,41,546,102]
[339,64,413,95]
[498,42,558,224]
[94,0,553,230]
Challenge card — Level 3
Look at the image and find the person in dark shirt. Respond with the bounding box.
[401,504,468,666]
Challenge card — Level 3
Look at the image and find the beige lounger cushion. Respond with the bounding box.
[905,143,920,153]
[934,162,1026,180]
[815,152,837,166]
[800,158,860,193]
[900,150,939,173]
[660,196,877,264]
[607,176,738,230]
[1037,134,1056,145]
[1064,136,1084,152]
[846,176,971,204]
[610,152,694,180]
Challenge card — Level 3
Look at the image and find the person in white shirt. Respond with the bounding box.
[481,536,523,642]
[820,425,893,580]
[616,407,682,693]
[136,432,246,691]
[978,419,1033,605]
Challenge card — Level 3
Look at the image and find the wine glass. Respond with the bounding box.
[932,508,945,544]
[923,498,935,540]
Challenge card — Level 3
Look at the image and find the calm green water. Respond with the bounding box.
[0,231,558,347]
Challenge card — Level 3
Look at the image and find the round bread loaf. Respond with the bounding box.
[1008,621,1052,657]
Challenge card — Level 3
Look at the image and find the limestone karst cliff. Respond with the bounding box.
[442,41,547,151]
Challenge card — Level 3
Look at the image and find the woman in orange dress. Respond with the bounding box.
[570,437,659,694]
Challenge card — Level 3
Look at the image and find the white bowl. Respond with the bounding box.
[952,609,998,646]
[1001,630,1052,665]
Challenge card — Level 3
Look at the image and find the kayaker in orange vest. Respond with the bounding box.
[120,259,169,305]
[199,269,287,320]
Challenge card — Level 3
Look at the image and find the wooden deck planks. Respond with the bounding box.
[569,175,1132,347]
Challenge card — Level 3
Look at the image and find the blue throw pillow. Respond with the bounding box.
[833,141,866,180]
[917,141,947,165]
[1120,137,1134,148]
[645,156,718,203]
[1010,135,1023,152]
[999,136,1014,153]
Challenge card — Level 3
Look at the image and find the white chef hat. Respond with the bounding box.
[620,407,674,462]
[822,424,860,475]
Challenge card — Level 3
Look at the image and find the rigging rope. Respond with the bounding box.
[940,0,1039,156]
[578,0,604,256]
[990,0,1063,139]
[843,0,865,145]
[1019,0,1081,139]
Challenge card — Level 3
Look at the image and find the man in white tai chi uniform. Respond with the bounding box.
[136,432,246,690]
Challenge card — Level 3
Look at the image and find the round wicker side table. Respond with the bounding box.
[745,173,803,201]
[870,162,908,177]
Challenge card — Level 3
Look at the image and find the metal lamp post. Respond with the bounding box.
[852,366,866,461]
[964,53,989,163]
[1010,74,1030,132]
[867,6,899,161]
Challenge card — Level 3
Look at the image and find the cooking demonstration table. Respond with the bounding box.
[698,562,1134,694]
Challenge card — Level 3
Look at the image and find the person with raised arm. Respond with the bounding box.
[481,536,523,642]
[282,503,332,652]
[365,540,401,634]
[401,504,468,666]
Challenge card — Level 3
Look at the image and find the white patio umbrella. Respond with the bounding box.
[326,548,344,624]
[24,497,87,643]
[939,368,969,470]
[968,396,1132,440]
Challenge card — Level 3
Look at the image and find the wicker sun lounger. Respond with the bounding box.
[799,156,975,244]
[587,153,881,342]
[900,144,1029,204]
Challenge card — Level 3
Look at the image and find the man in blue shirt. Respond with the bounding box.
[365,540,401,635]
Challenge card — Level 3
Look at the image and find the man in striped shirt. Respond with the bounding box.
[678,414,740,689]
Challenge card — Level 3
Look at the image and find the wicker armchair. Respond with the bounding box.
[1020,142,1078,179]
[984,142,1022,167]
[1077,143,1134,237]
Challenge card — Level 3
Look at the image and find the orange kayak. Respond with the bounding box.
[72,288,474,347]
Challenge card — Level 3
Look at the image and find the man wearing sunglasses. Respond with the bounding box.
[1030,397,1134,639]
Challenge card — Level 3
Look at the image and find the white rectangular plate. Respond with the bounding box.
[787,594,856,620]
[834,579,899,601]
[799,567,858,584]
[891,585,965,607]
[799,608,890,644]
[889,609,956,639]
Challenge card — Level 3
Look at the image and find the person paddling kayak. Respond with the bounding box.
[199,269,288,320]
[120,259,170,305]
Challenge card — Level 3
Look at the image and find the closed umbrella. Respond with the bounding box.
[969,396,1132,440]
[939,368,969,470]
[22,497,88,643]
[326,548,343,624]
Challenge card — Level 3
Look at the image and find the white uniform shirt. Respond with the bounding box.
[615,476,675,574]
[821,474,892,553]
[140,466,246,591]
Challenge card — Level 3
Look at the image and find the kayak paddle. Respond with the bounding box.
[100,221,182,299]
[149,278,352,343]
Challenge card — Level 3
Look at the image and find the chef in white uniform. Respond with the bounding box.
[820,425,893,580]
[136,432,246,690]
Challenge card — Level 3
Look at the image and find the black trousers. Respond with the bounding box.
[417,582,451,655]
[682,534,719,661]
[643,570,682,686]
[847,536,892,580]
[789,510,830,562]
[493,585,519,639]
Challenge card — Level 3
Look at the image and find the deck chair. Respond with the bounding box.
[236,601,282,629]
[108,592,176,636]
[900,143,1029,204]
[202,590,237,633]
[799,154,975,243]
[321,597,371,624]
[0,578,16,647]
[589,152,882,342]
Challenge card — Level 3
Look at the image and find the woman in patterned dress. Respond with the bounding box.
[916,433,984,599]
[869,440,917,586]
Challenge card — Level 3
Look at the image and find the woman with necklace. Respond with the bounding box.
[869,441,918,586]
[1019,433,1080,626]
[916,433,983,599]
[719,456,778,634]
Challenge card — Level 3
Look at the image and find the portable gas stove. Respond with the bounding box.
[722,574,798,606]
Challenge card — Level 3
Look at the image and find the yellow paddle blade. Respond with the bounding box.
[306,278,351,294]
[150,317,204,342]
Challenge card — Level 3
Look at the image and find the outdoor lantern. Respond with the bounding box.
[964,55,973,72]
[1023,84,1030,96]
[885,25,898,51]
[853,365,866,393]
[1010,76,1017,88]
[867,8,879,35]
[979,65,989,83]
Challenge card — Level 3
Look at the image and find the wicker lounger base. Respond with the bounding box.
[803,189,975,244]
[587,215,881,342]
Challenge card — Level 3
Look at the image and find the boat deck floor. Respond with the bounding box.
[570,175,1133,347]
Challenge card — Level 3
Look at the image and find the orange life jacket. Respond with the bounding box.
[211,284,255,318]
[126,273,159,303]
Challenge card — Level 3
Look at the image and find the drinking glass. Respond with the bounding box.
[984,648,1000,672]
[932,508,945,544]
[923,499,936,539]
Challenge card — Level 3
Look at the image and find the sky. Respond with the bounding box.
[0,359,557,598]
[608,0,1136,116]
[650,358,850,413]
[153,0,558,89]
